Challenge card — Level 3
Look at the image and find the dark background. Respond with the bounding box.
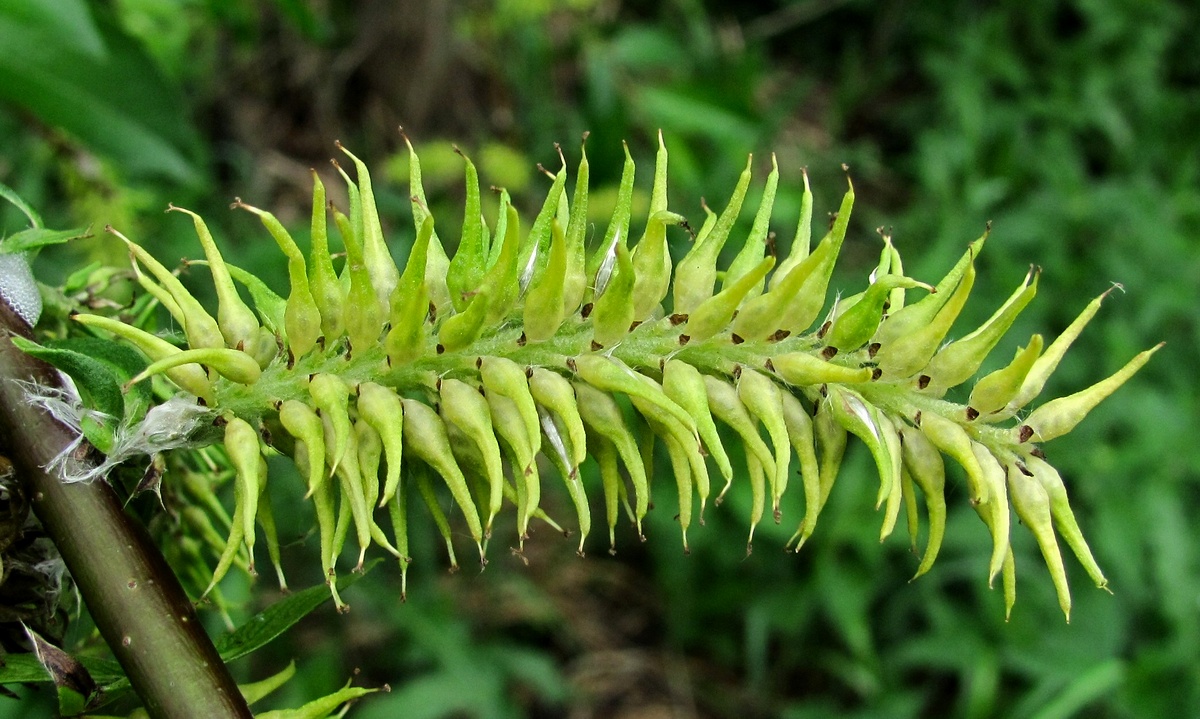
[1,1,1197,716]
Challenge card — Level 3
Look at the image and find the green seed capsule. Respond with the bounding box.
[723,154,779,300]
[522,219,568,342]
[73,313,213,402]
[780,392,821,549]
[590,242,637,347]
[437,288,491,353]
[561,135,591,316]
[876,412,905,542]
[593,437,623,553]
[825,274,931,353]
[224,416,265,572]
[402,132,453,314]
[770,351,872,386]
[770,167,813,288]
[573,355,697,438]
[585,142,636,301]
[968,442,1010,586]
[745,451,766,554]
[518,157,567,293]
[486,390,541,537]
[278,399,327,498]
[356,418,383,514]
[631,210,685,321]
[323,412,374,569]
[126,347,261,388]
[479,203,523,325]
[629,374,709,522]
[923,267,1039,393]
[539,412,591,554]
[401,398,485,552]
[826,385,898,510]
[168,206,269,361]
[338,143,399,315]
[813,400,847,509]
[686,256,775,342]
[1003,287,1116,415]
[967,334,1044,417]
[874,251,977,379]
[657,429,695,550]
[233,200,322,357]
[529,368,588,467]
[673,155,753,314]
[737,368,791,520]
[413,463,459,571]
[702,375,776,498]
[446,149,487,312]
[385,215,434,366]
[439,378,505,535]
[109,227,224,350]
[306,170,346,342]
[355,382,405,507]
[1006,462,1071,619]
[662,360,733,488]
[1017,343,1162,444]
[308,373,352,476]
[479,356,542,458]
[917,410,988,505]
[385,471,412,601]
[573,381,649,532]
[1024,454,1107,590]
[897,425,946,579]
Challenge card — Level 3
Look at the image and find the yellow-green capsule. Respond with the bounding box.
[629,374,709,522]
[561,135,591,316]
[723,154,779,301]
[323,413,374,569]
[923,267,1039,393]
[593,436,623,553]
[1024,454,1107,590]
[125,347,261,388]
[385,214,434,366]
[970,441,1010,585]
[446,149,487,312]
[437,288,491,353]
[770,351,872,386]
[278,399,326,498]
[1003,286,1116,415]
[480,202,523,324]
[529,368,588,467]
[413,464,459,571]
[744,451,766,554]
[673,155,753,314]
[686,256,775,342]
[590,242,636,347]
[737,368,791,520]
[356,382,405,507]
[1006,462,1071,619]
[874,252,977,380]
[73,313,214,402]
[168,206,266,359]
[702,375,776,499]
[826,385,897,510]
[385,472,412,601]
[233,200,322,358]
[486,390,541,537]
[630,132,682,320]
[917,410,988,505]
[439,378,505,535]
[356,418,383,512]
[539,414,591,554]
[968,334,1044,417]
[108,226,224,351]
[517,156,568,293]
[662,360,733,489]
[898,425,946,579]
[770,167,813,288]
[479,356,542,457]
[780,392,822,550]
[307,170,345,341]
[224,417,265,573]
[813,399,847,509]
[255,480,287,591]
[338,143,399,314]
[573,381,649,532]
[875,412,905,542]
[585,142,636,301]
[522,219,568,342]
[1017,342,1162,444]
[825,274,931,354]
[402,131,453,314]
[308,373,352,476]
[331,190,385,352]
[573,355,697,437]
[400,398,485,553]
[253,683,378,719]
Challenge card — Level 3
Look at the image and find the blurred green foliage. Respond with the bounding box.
[0,0,1196,717]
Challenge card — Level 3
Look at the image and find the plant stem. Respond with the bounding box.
[0,301,251,719]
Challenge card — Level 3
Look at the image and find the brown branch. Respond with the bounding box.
[0,299,251,719]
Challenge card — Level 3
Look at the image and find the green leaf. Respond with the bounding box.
[0,652,54,684]
[214,560,379,662]
[0,181,42,228]
[1,226,90,254]
[0,1,203,182]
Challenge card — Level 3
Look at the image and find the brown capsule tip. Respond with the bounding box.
[436,344,445,355]
[629,320,642,331]
[385,355,392,368]
[196,396,207,406]
[581,130,591,142]
[917,375,931,390]
[566,357,577,372]
[591,340,603,351]
[517,332,527,347]
[966,407,980,421]
[524,365,534,379]
[764,358,776,372]
[286,349,295,370]
[475,357,483,369]
[821,346,838,360]
[273,400,283,410]
[580,302,594,319]
[427,302,438,322]
[1030,446,1046,459]
[1017,461,1034,477]
[659,358,666,372]
[871,368,883,381]
[913,410,923,426]
[732,364,743,380]
[771,329,791,342]
[1018,425,1034,443]
[868,342,881,358]
[669,313,689,326]
[678,334,691,345]
[816,320,831,339]
[731,333,745,344]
